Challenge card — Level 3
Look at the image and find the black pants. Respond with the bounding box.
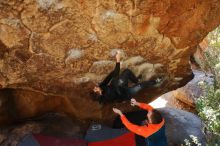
[99,63,158,102]
[118,69,157,96]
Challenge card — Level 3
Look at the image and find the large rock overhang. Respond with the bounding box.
[0,0,220,126]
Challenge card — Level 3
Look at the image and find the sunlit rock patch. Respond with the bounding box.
[0,0,219,127]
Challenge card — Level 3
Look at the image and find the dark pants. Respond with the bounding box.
[99,64,158,103]
[118,69,157,96]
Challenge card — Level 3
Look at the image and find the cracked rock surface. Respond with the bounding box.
[0,0,220,126]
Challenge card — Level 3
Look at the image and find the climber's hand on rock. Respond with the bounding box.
[115,51,120,62]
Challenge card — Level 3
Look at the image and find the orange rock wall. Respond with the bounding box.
[0,0,220,126]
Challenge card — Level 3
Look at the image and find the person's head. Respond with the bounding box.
[145,109,163,124]
[90,86,102,101]
[93,86,102,95]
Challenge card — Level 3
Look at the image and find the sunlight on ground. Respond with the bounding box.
[149,97,168,108]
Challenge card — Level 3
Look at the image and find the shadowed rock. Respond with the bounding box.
[0,0,219,127]
[160,108,206,146]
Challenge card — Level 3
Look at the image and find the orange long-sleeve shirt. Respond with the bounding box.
[120,103,165,138]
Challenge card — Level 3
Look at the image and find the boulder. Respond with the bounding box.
[160,108,206,146]
[173,70,214,107]
[0,0,220,126]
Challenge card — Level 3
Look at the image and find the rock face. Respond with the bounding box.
[173,70,214,107]
[152,70,214,110]
[0,0,220,125]
[160,108,206,146]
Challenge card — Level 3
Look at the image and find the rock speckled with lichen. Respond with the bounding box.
[0,0,220,126]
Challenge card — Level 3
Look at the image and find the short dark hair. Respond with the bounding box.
[150,109,163,124]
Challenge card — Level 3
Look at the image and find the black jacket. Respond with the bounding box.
[99,63,129,103]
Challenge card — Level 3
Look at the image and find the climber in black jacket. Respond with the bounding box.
[92,51,164,103]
